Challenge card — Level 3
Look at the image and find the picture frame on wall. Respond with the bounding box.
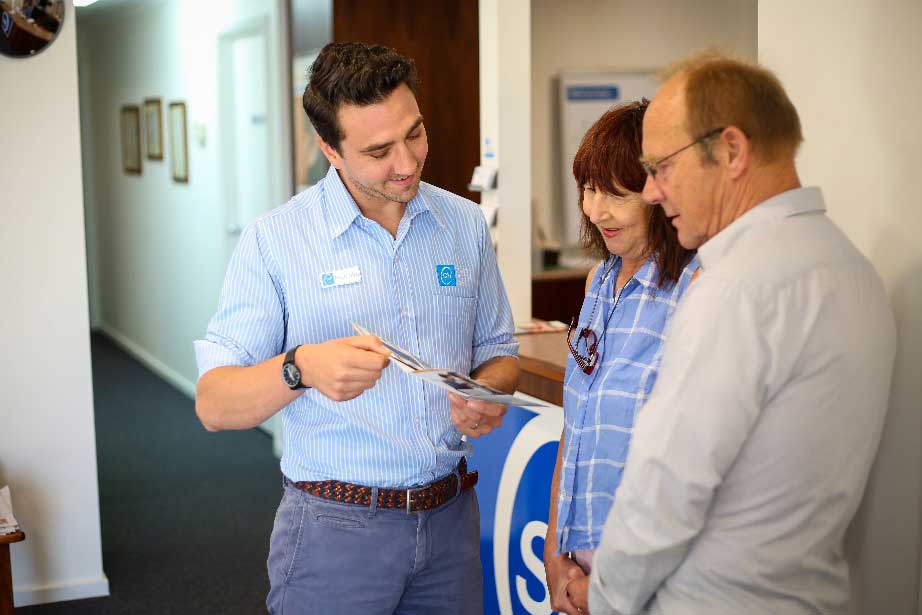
[120,105,141,175]
[144,98,163,160]
[169,101,189,183]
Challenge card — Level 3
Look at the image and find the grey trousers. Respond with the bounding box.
[266,481,483,615]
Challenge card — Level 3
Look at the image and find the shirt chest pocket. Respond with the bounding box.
[429,265,477,343]
[423,242,479,368]
[424,293,477,370]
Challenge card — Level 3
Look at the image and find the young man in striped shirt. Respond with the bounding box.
[194,42,518,615]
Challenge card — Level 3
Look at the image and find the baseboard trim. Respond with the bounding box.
[95,323,196,399]
[14,575,109,607]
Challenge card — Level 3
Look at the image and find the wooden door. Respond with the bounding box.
[333,0,480,203]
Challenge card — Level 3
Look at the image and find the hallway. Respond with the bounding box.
[17,334,281,614]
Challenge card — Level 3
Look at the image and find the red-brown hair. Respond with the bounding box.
[572,100,693,287]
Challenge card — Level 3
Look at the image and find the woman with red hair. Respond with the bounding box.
[543,100,698,614]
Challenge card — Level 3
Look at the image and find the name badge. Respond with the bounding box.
[436,264,457,287]
[320,265,362,289]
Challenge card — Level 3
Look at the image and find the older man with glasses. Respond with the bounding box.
[588,52,897,615]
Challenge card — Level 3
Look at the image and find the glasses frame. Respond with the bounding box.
[567,316,599,375]
[640,126,725,179]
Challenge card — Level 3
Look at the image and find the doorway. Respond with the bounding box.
[219,19,273,256]
[218,18,282,453]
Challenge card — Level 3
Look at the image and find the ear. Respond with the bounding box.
[721,126,750,180]
[316,135,343,170]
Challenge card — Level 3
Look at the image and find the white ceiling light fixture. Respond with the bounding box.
[74,0,101,7]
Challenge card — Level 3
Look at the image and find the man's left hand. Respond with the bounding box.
[566,575,589,614]
[448,392,507,438]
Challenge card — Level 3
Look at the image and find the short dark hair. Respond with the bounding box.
[302,42,420,153]
[572,100,694,287]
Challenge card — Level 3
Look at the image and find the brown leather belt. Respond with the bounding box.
[285,458,478,513]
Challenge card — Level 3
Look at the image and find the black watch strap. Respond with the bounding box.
[283,345,308,390]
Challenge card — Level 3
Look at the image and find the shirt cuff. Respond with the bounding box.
[588,576,627,615]
[471,340,519,372]
[193,338,254,379]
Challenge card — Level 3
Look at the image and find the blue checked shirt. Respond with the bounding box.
[556,254,698,553]
[194,166,517,488]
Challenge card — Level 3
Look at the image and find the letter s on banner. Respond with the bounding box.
[517,520,551,614]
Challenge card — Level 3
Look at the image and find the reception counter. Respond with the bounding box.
[471,332,568,615]
[514,332,568,405]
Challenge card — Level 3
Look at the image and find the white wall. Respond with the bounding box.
[78,0,290,396]
[759,3,922,614]
[480,0,533,323]
[0,2,108,606]
[531,0,758,249]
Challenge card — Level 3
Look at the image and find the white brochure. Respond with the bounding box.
[351,322,547,408]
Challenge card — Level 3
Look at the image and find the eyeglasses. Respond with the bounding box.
[567,317,599,375]
[639,127,725,179]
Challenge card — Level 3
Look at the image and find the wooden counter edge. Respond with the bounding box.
[515,331,568,406]
[0,532,23,545]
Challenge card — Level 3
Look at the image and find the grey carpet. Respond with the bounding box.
[16,333,281,614]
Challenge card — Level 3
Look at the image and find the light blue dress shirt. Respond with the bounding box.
[557,254,698,553]
[194,166,517,488]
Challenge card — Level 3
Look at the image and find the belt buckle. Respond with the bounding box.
[406,485,425,514]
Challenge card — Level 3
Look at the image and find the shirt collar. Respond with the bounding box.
[604,254,658,290]
[697,186,826,269]
[633,256,658,289]
[322,166,437,240]
[407,186,439,227]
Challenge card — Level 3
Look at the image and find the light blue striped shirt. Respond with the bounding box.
[557,254,698,553]
[194,166,517,488]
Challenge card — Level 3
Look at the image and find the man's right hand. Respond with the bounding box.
[298,336,391,401]
[545,548,586,615]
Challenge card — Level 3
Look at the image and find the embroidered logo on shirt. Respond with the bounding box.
[320,266,362,289]
[436,264,457,287]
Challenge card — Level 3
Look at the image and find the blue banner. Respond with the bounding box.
[471,404,563,614]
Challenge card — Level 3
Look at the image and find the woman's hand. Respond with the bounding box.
[544,550,586,615]
[566,574,590,613]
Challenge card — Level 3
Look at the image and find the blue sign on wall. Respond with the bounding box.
[471,404,563,614]
[566,85,620,102]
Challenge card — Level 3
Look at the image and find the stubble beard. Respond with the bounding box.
[349,170,422,205]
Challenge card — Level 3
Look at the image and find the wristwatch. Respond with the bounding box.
[281,345,308,390]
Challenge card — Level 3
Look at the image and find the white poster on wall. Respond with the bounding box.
[558,72,658,250]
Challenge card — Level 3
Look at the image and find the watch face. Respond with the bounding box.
[282,362,301,388]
